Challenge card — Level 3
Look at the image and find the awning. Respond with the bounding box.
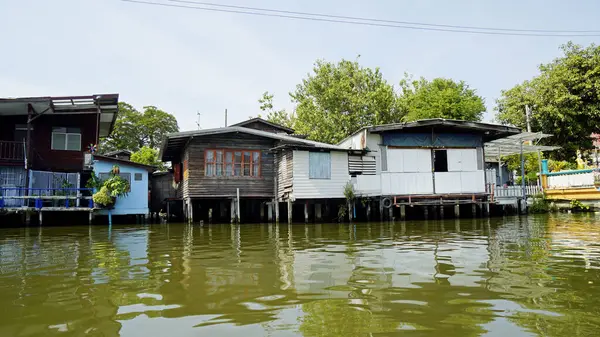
[484,132,560,161]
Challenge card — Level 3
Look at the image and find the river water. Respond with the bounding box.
[1,215,600,336]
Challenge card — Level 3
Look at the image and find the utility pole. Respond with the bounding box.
[196,111,201,130]
[225,108,228,127]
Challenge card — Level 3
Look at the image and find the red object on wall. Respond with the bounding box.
[173,164,181,183]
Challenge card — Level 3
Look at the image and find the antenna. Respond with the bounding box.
[196,111,202,130]
[225,108,228,127]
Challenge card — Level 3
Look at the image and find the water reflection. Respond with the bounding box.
[1,215,600,336]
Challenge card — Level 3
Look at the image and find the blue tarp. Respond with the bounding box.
[381,132,483,147]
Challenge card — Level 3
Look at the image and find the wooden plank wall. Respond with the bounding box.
[184,134,276,198]
[276,150,293,199]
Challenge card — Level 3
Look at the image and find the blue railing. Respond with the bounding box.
[0,188,94,209]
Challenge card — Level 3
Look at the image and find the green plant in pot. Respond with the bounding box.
[93,186,115,209]
[92,167,130,209]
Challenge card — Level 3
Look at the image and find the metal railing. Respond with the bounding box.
[0,141,25,162]
[0,188,94,209]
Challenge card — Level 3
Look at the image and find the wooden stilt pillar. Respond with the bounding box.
[304,201,309,223]
[230,199,235,224]
[379,198,384,221]
[315,203,322,222]
[439,205,444,219]
[348,202,352,223]
[366,202,371,221]
[472,203,477,217]
[400,205,406,221]
[275,200,280,223]
[260,203,265,222]
[25,212,31,226]
[287,199,293,224]
[268,201,273,222]
[388,205,393,221]
[423,206,429,220]
[454,204,460,218]
[166,201,171,222]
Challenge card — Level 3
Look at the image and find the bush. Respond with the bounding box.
[93,186,113,206]
[529,194,549,213]
[570,199,590,212]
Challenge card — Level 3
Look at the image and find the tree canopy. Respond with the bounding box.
[100,102,179,153]
[259,58,486,144]
[130,146,166,171]
[399,76,485,122]
[495,42,600,160]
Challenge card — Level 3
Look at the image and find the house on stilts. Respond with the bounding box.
[159,118,354,223]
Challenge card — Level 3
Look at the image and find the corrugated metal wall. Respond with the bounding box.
[292,150,349,199]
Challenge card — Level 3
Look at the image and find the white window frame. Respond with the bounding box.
[51,127,81,151]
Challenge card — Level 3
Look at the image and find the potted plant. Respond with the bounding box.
[92,167,130,209]
[93,186,116,209]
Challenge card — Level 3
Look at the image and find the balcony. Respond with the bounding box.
[0,141,25,165]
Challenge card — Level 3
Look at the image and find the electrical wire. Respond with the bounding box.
[121,0,600,37]
[169,0,600,34]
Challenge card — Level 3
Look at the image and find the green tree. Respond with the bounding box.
[495,42,600,160]
[258,91,295,128]
[100,103,179,153]
[291,59,401,144]
[130,146,165,171]
[399,75,486,122]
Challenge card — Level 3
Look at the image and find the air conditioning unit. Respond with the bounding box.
[83,153,94,171]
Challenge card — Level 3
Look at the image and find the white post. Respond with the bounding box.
[76,173,81,207]
[236,188,241,224]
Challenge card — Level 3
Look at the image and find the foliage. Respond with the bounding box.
[337,204,348,222]
[343,182,356,202]
[93,186,113,206]
[398,75,486,122]
[130,146,165,171]
[100,102,179,153]
[570,199,590,212]
[291,58,401,144]
[258,91,295,128]
[547,159,576,172]
[495,42,600,160]
[103,174,130,198]
[85,173,102,191]
[529,193,549,213]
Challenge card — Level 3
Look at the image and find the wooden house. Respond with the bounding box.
[159,118,351,223]
[338,119,520,218]
[0,94,119,217]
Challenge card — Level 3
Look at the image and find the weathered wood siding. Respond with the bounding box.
[184,134,276,198]
[292,150,349,199]
[276,150,293,199]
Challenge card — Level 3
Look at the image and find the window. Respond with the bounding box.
[134,173,143,181]
[309,152,331,179]
[433,149,448,172]
[205,149,261,177]
[51,127,81,151]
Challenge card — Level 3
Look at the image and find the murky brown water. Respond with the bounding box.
[1,215,600,336]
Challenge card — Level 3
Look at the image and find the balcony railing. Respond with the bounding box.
[0,141,25,162]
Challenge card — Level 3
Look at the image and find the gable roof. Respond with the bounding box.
[94,154,156,172]
[230,117,294,134]
[159,126,346,161]
[103,149,132,157]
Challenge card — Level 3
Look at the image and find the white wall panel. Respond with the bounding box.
[382,172,434,195]
[387,149,432,173]
[435,172,462,193]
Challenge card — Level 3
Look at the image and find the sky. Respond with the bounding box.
[1,0,599,131]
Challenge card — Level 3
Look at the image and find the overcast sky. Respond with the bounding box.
[1,0,599,131]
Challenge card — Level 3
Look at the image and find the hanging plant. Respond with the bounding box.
[112,165,120,175]
[93,186,115,209]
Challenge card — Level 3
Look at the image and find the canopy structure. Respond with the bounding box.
[484,132,560,161]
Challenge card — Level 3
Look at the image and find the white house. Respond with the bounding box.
[338,119,520,203]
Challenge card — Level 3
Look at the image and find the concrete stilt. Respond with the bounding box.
[454,204,460,218]
[472,203,477,217]
[287,199,293,224]
[275,200,280,223]
[484,202,490,217]
[366,202,371,221]
[304,201,309,223]
[24,212,31,226]
[315,204,322,222]
[400,205,406,221]
[379,198,384,221]
[166,201,171,222]
[208,208,213,223]
[423,206,429,220]
[89,211,93,225]
[230,199,235,224]
[388,205,393,221]
[268,201,273,222]
[439,205,444,219]
[38,211,43,226]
